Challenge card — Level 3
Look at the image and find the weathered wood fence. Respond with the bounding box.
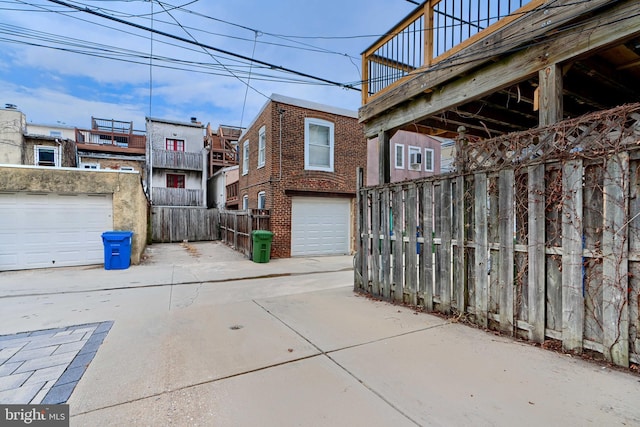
[220,209,270,257]
[151,206,218,242]
[355,104,640,367]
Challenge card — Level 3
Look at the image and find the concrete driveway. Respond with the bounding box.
[1,242,639,426]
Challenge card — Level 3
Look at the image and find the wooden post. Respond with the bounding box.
[378,130,391,185]
[355,168,364,291]
[475,173,489,328]
[529,63,563,340]
[454,176,466,313]
[406,183,418,305]
[360,189,370,293]
[562,160,584,353]
[499,169,515,335]
[528,164,546,343]
[420,182,434,310]
[440,178,452,314]
[392,185,404,302]
[602,152,630,367]
[381,187,392,299]
[371,189,381,296]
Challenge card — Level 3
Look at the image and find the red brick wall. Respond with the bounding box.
[239,100,367,258]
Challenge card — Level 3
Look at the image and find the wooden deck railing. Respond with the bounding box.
[153,149,203,171]
[152,187,203,206]
[362,0,541,103]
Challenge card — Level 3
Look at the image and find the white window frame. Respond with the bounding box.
[257,126,266,168]
[257,191,266,209]
[242,195,249,210]
[394,143,404,169]
[424,148,435,172]
[81,163,100,170]
[408,146,421,171]
[304,118,334,172]
[242,140,249,175]
[34,145,59,167]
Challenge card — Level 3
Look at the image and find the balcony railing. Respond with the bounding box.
[152,187,203,206]
[75,129,146,149]
[362,0,539,103]
[153,149,203,171]
[211,147,238,169]
[226,181,239,207]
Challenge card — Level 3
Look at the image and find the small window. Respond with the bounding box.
[424,148,434,172]
[258,126,266,168]
[408,146,421,171]
[35,146,59,167]
[394,144,404,169]
[49,130,62,137]
[120,166,135,171]
[166,174,185,188]
[257,191,266,209]
[166,138,185,151]
[242,140,249,175]
[81,163,100,170]
[242,195,249,210]
[304,118,334,172]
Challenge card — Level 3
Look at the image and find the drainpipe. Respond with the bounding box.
[278,107,285,181]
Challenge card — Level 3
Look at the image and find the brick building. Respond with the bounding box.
[238,94,367,258]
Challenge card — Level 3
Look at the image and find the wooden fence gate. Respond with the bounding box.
[219,209,270,258]
[355,104,640,367]
[151,206,218,243]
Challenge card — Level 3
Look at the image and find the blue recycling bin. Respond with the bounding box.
[101,231,133,270]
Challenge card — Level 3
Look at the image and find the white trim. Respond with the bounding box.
[424,148,435,172]
[394,143,405,169]
[304,118,334,172]
[408,145,421,171]
[242,140,249,175]
[257,191,266,209]
[34,145,60,167]
[80,163,100,170]
[242,194,249,210]
[257,126,266,168]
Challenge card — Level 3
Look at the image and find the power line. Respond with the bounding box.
[45,0,360,91]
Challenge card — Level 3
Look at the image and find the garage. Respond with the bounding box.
[0,192,113,271]
[290,197,351,256]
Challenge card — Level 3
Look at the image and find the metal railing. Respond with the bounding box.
[362,0,539,103]
[75,129,146,149]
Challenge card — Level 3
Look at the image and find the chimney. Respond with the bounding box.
[4,103,17,110]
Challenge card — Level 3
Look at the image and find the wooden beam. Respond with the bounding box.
[378,130,391,185]
[362,0,640,137]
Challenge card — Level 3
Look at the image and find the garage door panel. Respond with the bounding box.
[0,193,113,271]
[291,197,351,256]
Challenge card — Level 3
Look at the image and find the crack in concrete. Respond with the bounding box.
[250,299,450,427]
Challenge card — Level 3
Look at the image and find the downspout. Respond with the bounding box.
[278,107,285,181]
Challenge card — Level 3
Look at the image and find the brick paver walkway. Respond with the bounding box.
[0,321,113,404]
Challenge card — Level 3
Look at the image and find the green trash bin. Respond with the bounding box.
[252,230,273,263]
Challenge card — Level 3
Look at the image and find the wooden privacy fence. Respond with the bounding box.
[355,103,640,367]
[220,209,270,257]
[151,206,218,243]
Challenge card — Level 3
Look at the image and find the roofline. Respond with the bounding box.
[146,116,204,128]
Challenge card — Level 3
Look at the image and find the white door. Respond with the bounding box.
[0,193,113,270]
[291,197,351,256]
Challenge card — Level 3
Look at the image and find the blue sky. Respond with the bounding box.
[0,0,414,131]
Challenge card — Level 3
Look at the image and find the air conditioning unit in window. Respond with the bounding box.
[410,152,422,165]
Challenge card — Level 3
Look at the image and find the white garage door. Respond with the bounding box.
[0,193,113,271]
[291,197,351,256]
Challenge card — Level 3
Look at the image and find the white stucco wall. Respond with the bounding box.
[0,108,26,165]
